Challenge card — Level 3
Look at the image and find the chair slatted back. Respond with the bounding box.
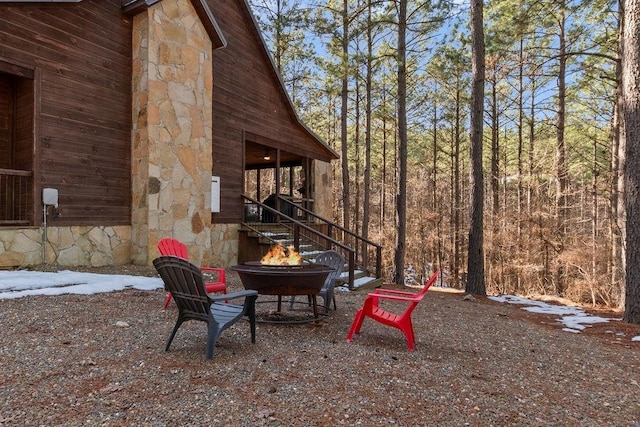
[315,250,345,287]
[158,238,189,259]
[153,256,211,322]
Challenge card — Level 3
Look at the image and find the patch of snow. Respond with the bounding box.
[0,270,163,299]
[489,294,623,336]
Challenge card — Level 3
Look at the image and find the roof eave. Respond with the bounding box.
[122,0,227,50]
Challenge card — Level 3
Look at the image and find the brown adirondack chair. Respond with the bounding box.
[347,270,439,350]
[157,238,227,308]
[153,256,258,359]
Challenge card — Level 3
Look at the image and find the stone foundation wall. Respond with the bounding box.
[0,226,131,268]
[0,223,242,269]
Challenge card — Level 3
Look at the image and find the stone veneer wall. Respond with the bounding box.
[0,226,131,267]
[131,0,214,266]
[210,223,239,266]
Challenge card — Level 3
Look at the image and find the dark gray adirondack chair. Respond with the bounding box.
[153,256,258,360]
[291,250,345,313]
[315,250,346,312]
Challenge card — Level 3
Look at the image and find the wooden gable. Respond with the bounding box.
[206,0,338,224]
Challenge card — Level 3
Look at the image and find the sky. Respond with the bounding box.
[0,269,637,342]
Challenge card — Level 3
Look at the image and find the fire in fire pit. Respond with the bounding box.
[260,243,302,265]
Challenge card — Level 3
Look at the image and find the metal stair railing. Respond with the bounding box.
[275,195,382,281]
[241,194,383,288]
[241,194,357,289]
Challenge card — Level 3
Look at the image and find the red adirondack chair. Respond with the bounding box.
[157,238,227,308]
[346,269,439,350]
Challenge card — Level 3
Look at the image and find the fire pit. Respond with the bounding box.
[231,262,332,295]
[230,244,333,320]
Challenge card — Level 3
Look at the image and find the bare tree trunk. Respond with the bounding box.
[433,99,442,273]
[466,0,486,295]
[380,87,388,235]
[517,37,525,250]
[354,75,361,235]
[362,0,373,266]
[487,65,498,292]
[453,88,461,287]
[393,0,407,285]
[528,77,536,222]
[490,66,499,221]
[555,9,569,296]
[591,137,598,305]
[612,0,625,309]
[529,73,540,286]
[623,0,640,324]
[274,0,283,70]
[340,0,350,230]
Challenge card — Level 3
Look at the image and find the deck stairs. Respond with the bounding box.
[240,195,383,291]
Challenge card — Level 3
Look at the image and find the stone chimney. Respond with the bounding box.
[130,0,213,265]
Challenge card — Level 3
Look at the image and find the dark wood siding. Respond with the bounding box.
[209,0,334,224]
[0,75,12,169]
[0,0,132,226]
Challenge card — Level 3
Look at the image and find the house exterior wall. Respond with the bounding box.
[0,1,133,268]
[0,1,133,226]
[0,0,217,268]
[0,0,334,269]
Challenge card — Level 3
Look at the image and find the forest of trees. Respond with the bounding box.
[247,0,637,310]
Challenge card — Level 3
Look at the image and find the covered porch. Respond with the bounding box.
[242,138,316,224]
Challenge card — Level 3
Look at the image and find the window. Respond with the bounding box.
[0,67,35,226]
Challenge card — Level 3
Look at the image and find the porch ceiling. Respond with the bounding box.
[245,140,302,170]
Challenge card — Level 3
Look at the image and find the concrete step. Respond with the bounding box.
[336,275,382,292]
[300,249,324,259]
[356,276,383,291]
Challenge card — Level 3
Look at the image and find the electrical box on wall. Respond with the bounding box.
[211,176,220,213]
[43,188,58,207]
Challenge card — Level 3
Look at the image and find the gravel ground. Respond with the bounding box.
[1,265,639,426]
